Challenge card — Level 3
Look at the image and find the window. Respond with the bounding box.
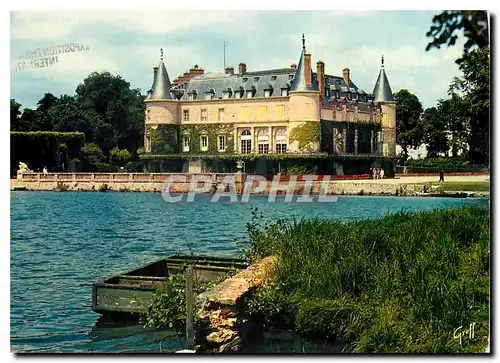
[281,88,289,97]
[347,93,352,100]
[240,106,250,121]
[257,129,269,154]
[275,128,287,154]
[240,130,252,154]
[183,109,189,122]
[218,135,226,152]
[235,92,242,99]
[246,90,254,98]
[182,135,190,152]
[258,143,269,154]
[332,128,343,154]
[254,77,260,82]
[188,93,194,101]
[271,75,277,81]
[276,143,287,154]
[218,108,225,121]
[276,105,285,120]
[205,93,212,100]
[201,108,207,121]
[242,77,248,82]
[200,135,208,152]
[257,106,267,121]
[288,74,294,80]
[383,143,389,157]
[222,91,230,99]
[264,89,271,98]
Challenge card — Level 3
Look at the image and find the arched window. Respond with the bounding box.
[275,128,287,154]
[257,129,269,154]
[240,129,252,154]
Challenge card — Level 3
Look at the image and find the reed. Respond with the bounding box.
[244,206,490,353]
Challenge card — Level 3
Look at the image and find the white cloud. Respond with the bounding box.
[11,11,244,41]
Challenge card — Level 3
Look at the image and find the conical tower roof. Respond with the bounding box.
[290,34,318,92]
[372,55,394,102]
[151,48,173,100]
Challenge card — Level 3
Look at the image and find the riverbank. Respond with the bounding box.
[242,206,490,353]
[10,172,490,198]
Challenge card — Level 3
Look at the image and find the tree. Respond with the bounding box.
[395,89,424,160]
[436,94,469,157]
[75,72,145,155]
[450,47,490,164]
[49,95,94,140]
[10,99,23,131]
[421,107,448,156]
[109,147,131,167]
[426,10,489,64]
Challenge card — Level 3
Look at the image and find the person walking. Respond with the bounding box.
[439,170,444,182]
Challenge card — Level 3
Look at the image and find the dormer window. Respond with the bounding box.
[222,91,230,99]
[254,76,260,82]
[235,92,242,99]
[242,77,248,82]
[281,88,289,97]
[271,75,277,81]
[205,93,212,100]
[288,74,294,81]
[264,89,271,98]
[187,90,197,101]
[246,90,254,98]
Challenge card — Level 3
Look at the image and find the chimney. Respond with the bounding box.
[304,53,312,86]
[238,63,247,74]
[190,65,204,76]
[343,68,350,86]
[225,66,234,75]
[153,66,158,79]
[291,63,297,69]
[317,60,325,99]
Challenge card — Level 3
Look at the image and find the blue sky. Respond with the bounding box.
[10,10,466,110]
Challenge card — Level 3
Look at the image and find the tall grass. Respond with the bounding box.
[244,206,490,353]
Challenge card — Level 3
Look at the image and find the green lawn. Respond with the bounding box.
[430,181,490,192]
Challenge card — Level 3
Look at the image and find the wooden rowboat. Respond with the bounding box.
[92,254,248,315]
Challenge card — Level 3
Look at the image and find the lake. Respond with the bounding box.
[10,191,488,353]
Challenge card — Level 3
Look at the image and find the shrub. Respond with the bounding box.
[98,183,109,192]
[110,146,132,167]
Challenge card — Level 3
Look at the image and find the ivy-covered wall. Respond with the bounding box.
[150,125,180,154]
[320,121,380,154]
[289,122,321,152]
[179,124,235,154]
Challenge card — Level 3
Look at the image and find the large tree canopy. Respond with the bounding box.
[10,72,146,173]
[450,47,490,164]
[395,89,424,160]
[426,10,489,64]
[75,72,145,154]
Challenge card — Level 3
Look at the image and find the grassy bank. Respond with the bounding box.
[429,181,490,192]
[243,207,490,353]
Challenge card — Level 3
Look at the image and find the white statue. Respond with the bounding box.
[18,162,31,173]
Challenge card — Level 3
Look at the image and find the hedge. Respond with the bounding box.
[11,131,85,175]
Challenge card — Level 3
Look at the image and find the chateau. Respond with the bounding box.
[143,35,397,173]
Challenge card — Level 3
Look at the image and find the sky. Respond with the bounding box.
[10,10,466,110]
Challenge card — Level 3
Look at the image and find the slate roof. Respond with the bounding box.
[289,48,318,92]
[150,59,173,100]
[372,56,395,102]
[180,69,295,100]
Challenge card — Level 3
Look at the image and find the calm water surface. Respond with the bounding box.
[10,192,488,353]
